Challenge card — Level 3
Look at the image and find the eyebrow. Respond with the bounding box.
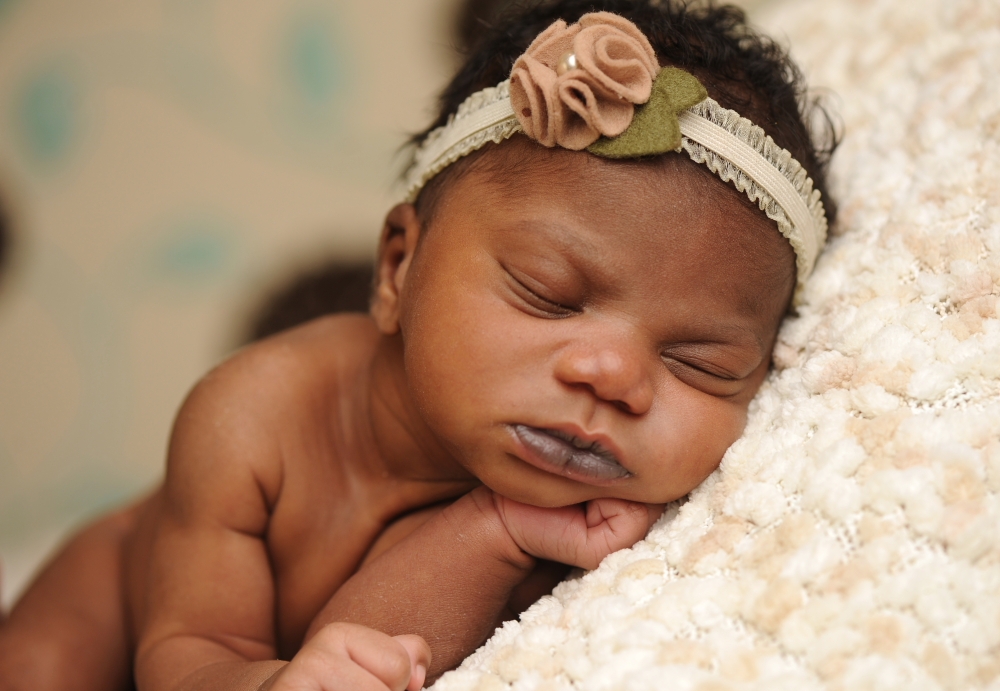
[504,217,599,253]
[500,217,614,285]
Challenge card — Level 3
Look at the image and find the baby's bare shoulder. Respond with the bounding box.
[165,314,379,508]
[181,313,376,417]
[202,313,377,397]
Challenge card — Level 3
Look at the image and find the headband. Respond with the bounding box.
[404,12,828,289]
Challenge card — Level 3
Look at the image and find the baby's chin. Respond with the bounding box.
[476,466,688,508]
[459,430,726,507]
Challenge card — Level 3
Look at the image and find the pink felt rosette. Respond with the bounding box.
[509,12,659,150]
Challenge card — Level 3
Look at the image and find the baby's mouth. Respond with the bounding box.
[511,424,631,482]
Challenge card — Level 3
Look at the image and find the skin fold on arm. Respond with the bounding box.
[127,371,290,691]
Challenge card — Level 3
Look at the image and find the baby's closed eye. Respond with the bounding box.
[660,343,764,396]
[501,264,581,318]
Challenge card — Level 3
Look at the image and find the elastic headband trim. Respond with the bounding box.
[403,76,828,292]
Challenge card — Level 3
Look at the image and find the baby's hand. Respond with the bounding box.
[473,488,664,571]
[265,623,429,691]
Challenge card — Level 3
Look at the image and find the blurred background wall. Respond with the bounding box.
[0,0,771,607]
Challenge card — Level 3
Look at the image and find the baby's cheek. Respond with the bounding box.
[641,394,750,500]
[691,400,749,474]
[399,313,510,446]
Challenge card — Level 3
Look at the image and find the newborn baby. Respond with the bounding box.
[0,2,836,689]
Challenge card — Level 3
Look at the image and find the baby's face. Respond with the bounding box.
[391,138,794,506]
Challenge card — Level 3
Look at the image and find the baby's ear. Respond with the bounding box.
[371,203,422,335]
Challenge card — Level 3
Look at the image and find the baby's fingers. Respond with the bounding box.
[585,498,664,533]
[584,499,665,559]
[283,623,427,691]
[392,634,431,691]
[338,626,427,691]
[494,495,664,570]
[544,499,661,570]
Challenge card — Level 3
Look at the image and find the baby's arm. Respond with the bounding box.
[130,362,428,691]
[309,487,662,680]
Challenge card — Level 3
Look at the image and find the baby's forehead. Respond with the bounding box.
[424,137,797,330]
[444,138,789,260]
[445,136,750,217]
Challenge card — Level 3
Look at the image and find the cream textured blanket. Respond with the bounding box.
[432,0,1000,689]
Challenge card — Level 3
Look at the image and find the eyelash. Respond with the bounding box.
[504,266,749,388]
[510,275,577,317]
[661,354,740,382]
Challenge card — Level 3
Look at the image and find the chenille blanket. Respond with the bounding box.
[432,0,1000,689]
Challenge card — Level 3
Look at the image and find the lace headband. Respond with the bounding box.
[404,12,828,288]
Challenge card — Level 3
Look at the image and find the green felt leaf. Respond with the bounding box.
[587,67,708,159]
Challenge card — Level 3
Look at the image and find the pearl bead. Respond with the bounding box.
[556,51,578,75]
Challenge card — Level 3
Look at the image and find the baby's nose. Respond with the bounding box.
[554,334,654,415]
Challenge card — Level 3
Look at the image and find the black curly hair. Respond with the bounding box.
[411,0,837,226]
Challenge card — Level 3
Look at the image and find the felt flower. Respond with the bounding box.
[509,12,659,150]
[587,66,708,158]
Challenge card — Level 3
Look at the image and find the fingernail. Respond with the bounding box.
[414,664,427,690]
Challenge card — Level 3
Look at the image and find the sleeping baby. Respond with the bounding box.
[0,1,836,689]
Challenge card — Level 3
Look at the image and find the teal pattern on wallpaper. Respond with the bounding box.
[286,10,345,109]
[150,217,236,288]
[0,244,132,542]
[277,5,352,152]
[0,207,249,543]
[13,64,81,169]
[7,0,364,184]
